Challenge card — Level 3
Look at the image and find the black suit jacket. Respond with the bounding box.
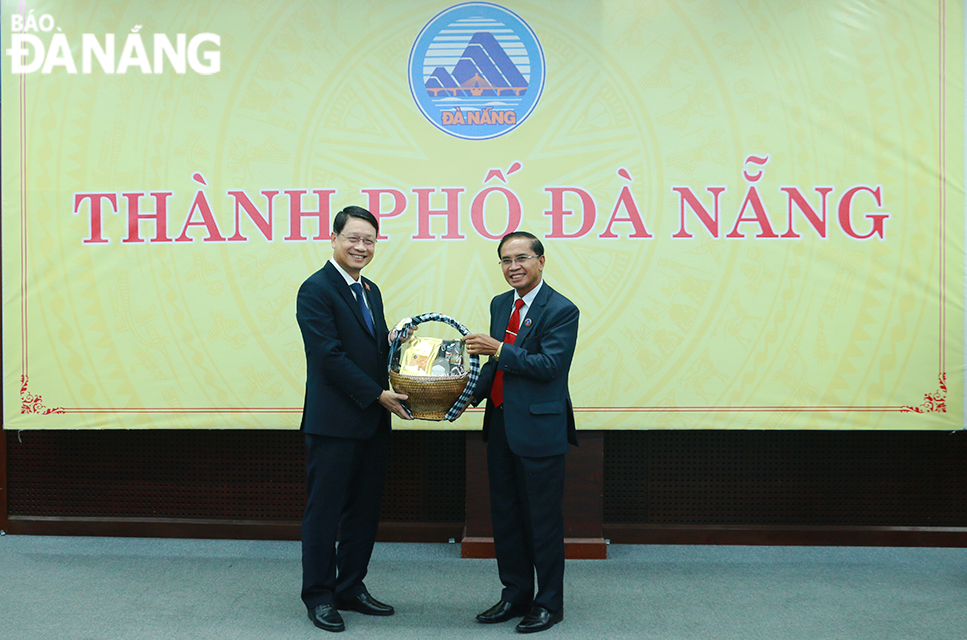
[473,282,579,457]
[297,261,390,439]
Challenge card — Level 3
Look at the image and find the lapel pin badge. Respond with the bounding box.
[524,318,532,327]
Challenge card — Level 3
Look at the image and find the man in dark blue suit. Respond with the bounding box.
[464,231,579,634]
[296,205,412,633]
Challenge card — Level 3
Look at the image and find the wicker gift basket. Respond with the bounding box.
[388,313,480,421]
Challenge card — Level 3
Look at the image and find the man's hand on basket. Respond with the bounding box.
[389,318,418,344]
[463,333,501,357]
[379,390,413,420]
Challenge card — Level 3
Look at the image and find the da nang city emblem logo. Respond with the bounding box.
[408,2,545,140]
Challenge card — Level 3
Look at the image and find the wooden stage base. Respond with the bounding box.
[461,536,608,559]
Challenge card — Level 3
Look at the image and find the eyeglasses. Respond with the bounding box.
[339,233,377,247]
[499,255,539,267]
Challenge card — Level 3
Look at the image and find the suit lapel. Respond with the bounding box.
[492,292,515,338]
[325,262,377,342]
[515,283,549,345]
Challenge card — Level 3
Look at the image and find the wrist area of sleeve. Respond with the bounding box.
[494,342,504,360]
[359,385,383,409]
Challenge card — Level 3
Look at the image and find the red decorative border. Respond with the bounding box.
[20,375,65,415]
[900,374,947,414]
[11,2,953,421]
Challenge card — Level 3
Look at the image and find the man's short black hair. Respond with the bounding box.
[332,205,379,235]
[497,231,544,257]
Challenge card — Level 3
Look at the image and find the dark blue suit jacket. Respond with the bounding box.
[473,282,579,457]
[297,261,390,439]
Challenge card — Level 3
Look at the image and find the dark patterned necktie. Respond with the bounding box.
[350,282,374,336]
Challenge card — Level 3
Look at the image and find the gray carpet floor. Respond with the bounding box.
[1,535,965,639]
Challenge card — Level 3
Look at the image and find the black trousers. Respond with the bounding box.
[487,407,567,612]
[301,427,390,609]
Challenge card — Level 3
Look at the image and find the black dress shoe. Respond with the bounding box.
[515,606,563,633]
[335,592,395,616]
[476,599,532,624]
[308,604,345,632]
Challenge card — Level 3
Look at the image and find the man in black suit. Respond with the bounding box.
[296,205,412,633]
[464,231,579,634]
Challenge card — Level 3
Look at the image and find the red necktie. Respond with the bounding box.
[492,298,525,407]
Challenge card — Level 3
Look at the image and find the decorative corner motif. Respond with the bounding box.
[21,375,66,415]
[901,373,947,413]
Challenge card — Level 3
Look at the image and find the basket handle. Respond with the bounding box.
[388,313,481,421]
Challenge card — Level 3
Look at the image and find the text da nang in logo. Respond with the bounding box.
[409,3,544,140]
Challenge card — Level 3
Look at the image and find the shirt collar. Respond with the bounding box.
[329,258,360,287]
[515,279,543,308]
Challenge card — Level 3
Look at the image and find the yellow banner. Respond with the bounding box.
[2,0,963,429]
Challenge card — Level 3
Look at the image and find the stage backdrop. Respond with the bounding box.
[2,0,963,430]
